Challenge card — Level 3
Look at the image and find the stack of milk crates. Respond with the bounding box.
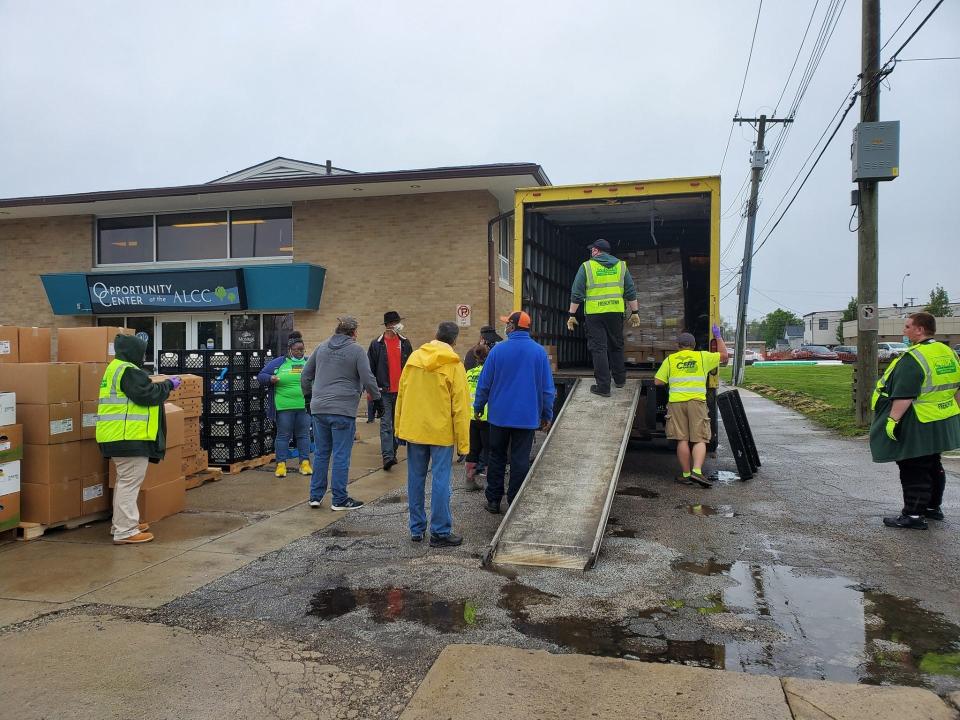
[159,349,275,467]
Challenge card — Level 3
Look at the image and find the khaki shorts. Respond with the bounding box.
[665,400,711,443]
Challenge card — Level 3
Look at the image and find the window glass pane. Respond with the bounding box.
[230,207,293,258]
[160,321,187,351]
[230,314,261,349]
[156,211,228,261]
[196,320,223,350]
[263,313,294,357]
[97,316,126,327]
[98,216,153,264]
[125,316,155,368]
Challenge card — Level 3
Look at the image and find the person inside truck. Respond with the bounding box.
[566,238,641,397]
[655,327,728,488]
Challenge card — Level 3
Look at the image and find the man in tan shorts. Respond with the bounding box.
[654,328,728,487]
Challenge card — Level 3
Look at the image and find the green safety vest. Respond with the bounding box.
[583,259,625,314]
[465,365,487,421]
[95,359,160,442]
[665,351,708,403]
[872,340,960,423]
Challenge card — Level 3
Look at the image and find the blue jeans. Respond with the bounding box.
[485,425,535,505]
[379,392,399,461]
[406,443,453,538]
[310,414,355,505]
[275,409,311,462]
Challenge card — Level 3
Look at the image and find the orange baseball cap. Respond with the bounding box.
[500,311,531,329]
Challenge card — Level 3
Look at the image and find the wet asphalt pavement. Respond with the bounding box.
[157,391,960,710]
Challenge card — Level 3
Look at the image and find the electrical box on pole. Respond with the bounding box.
[852,121,900,181]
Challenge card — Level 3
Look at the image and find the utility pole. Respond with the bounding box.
[854,0,880,425]
[731,114,793,386]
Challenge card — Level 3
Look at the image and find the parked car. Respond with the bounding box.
[743,349,760,365]
[833,345,858,364]
[792,345,840,361]
[878,342,908,360]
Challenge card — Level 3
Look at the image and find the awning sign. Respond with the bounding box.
[87,270,246,314]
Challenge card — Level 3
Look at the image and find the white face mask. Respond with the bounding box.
[388,322,404,334]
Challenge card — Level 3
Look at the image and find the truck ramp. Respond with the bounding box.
[483,378,641,570]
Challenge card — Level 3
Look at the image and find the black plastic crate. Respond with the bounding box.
[229,350,248,372]
[247,416,263,436]
[230,394,249,417]
[180,351,205,372]
[157,351,181,373]
[247,435,264,458]
[203,350,231,375]
[248,374,263,391]
[247,393,265,415]
[247,349,273,372]
[204,418,247,441]
[205,396,233,417]
[208,440,248,465]
[206,373,232,395]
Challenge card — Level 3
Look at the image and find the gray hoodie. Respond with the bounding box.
[301,334,381,417]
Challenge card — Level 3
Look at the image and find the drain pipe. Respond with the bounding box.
[487,211,514,328]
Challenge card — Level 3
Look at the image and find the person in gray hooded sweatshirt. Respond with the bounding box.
[301,316,382,510]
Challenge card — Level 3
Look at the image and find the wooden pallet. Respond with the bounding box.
[213,453,275,475]
[17,510,112,542]
[184,467,223,490]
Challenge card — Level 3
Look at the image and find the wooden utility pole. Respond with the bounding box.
[855,0,880,425]
[731,114,792,387]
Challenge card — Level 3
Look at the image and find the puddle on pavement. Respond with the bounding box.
[673,559,734,576]
[682,504,736,518]
[308,587,478,633]
[615,486,660,498]
[710,470,741,485]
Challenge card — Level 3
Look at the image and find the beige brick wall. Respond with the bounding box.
[0,216,94,350]
[293,190,507,357]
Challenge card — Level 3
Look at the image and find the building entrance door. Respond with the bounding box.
[157,314,230,355]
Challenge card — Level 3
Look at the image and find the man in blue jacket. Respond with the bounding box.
[473,311,556,513]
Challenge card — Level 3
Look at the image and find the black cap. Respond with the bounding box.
[383,311,403,325]
[587,239,611,252]
[480,325,503,344]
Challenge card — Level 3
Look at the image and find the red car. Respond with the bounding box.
[792,345,840,361]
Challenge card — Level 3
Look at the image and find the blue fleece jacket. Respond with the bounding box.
[473,330,556,429]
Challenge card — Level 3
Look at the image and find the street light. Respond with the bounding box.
[901,272,911,308]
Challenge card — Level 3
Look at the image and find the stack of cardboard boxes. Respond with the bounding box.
[621,248,687,365]
[0,391,20,533]
[152,374,206,478]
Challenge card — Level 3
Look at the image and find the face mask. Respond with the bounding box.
[902,335,911,346]
[390,322,404,334]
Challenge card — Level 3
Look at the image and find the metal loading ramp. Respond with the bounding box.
[483,378,641,570]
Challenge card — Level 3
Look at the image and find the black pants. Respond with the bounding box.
[466,420,489,463]
[585,312,626,392]
[895,453,945,515]
[485,425,535,505]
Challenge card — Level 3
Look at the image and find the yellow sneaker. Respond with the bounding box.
[275,461,287,478]
[299,459,313,475]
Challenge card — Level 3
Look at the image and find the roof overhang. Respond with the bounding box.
[0,163,550,219]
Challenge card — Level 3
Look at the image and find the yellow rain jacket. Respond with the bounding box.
[395,340,471,456]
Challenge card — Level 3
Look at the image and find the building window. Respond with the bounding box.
[230,314,262,349]
[263,313,295,357]
[819,318,829,330]
[157,211,228,262]
[498,215,513,287]
[231,207,293,258]
[97,216,154,264]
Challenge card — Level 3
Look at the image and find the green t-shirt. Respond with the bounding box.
[273,357,307,411]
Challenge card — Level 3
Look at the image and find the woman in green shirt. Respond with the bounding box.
[259,332,312,478]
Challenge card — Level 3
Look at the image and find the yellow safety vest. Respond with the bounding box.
[583,259,625,314]
[872,340,960,423]
[96,359,160,442]
[465,365,487,421]
[665,351,708,403]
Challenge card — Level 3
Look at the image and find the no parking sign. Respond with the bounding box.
[456,304,472,327]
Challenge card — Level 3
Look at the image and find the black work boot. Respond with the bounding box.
[430,532,463,548]
[484,499,501,514]
[882,514,928,530]
[590,385,611,397]
[923,508,945,521]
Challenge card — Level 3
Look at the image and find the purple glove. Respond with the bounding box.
[169,376,182,390]
[712,325,722,340]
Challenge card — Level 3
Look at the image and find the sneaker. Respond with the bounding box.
[589,385,611,398]
[299,460,313,475]
[923,508,945,521]
[674,474,694,485]
[308,500,323,508]
[690,472,713,489]
[114,531,154,545]
[383,458,397,471]
[275,461,287,478]
[882,514,928,530]
[429,532,463,548]
[484,500,501,514]
[410,533,424,543]
[331,497,365,511]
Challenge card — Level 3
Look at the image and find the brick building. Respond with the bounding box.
[0,157,549,365]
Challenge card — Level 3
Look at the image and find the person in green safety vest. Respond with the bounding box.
[464,343,490,491]
[869,312,960,529]
[654,327,728,488]
[96,333,180,545]
[258,331,312,479]
[566,239,641,397]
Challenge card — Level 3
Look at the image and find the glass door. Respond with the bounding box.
[196,318,224,351]
[156,314,230,360]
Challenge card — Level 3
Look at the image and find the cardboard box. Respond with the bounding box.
[152,374,204,402]
[18,327,52,363]
[0,424,23,463]
[81,400,98,440]
[183,417,201,453]
[57,326,133,363]
[18,402,81,444]
[0,392,15,425]
[108,445,183,490]
[0,326,19,363]
[181,450,208,477]
[0,490,20,532]
[79,362,108,401]
[22,443,85,484]
[21,479,81,524]
[79,439,107,477]
[0,363,79,404]
[176,396,202,418]
[80,474,110,515]
[164,403,184,448]
[137,476,186,523]
[0,459,21,497]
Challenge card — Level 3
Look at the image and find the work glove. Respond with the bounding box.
[566,316,578,332]
[885,416,898,441]
[373,397,385,418]
[169,376,182,390]
[712,324,723,339]
[629,313,641,328]
[474,408,484,421]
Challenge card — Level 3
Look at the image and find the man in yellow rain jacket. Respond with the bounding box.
[395,321,472,547]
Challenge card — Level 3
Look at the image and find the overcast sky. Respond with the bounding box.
[1,1,957,321]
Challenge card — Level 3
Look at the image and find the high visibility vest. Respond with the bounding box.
[96,359,160,442]
[665,351,709,403]
[583,259,625,314]
[872,340,960,423]
[465,365,487,421]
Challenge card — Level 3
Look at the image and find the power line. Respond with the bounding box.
[719,0,764,173]
[897,56,960,61]
[773,0,821,115]
[880,0,923,53]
